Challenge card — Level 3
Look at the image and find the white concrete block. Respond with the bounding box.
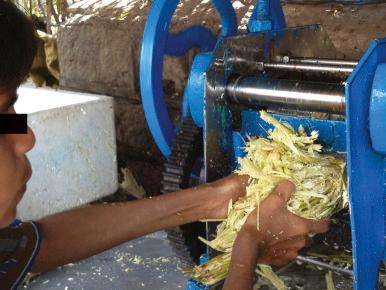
[15,86,118,220]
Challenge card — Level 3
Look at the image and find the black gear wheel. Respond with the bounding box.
[161,116,206,268]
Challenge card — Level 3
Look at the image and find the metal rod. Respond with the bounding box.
[227,76,346,115]
[276,56,358,67]
[296,255,354,276]
[258,62,354,75]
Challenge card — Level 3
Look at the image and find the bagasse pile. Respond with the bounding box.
[189,111,348,287]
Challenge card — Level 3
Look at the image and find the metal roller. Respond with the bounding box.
[227,75,346,114]
[257,62,354,80]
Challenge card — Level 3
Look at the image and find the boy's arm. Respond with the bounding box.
[30,174,249,273]
[223,228,260,290]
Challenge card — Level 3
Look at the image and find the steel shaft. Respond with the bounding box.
[258,62,354,76]
[296,255,354,276]
[227,76,346,114]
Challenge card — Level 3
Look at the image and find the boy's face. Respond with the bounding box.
[0,88,35,228]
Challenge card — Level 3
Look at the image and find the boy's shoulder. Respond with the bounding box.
[0,220,41,290]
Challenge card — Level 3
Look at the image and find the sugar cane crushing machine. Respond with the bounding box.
[140,1,386,289]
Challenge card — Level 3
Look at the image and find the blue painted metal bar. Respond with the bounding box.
[165,27,217,57]
[345,38,386,290]
[211,0,238,37]
[248,0,286,33]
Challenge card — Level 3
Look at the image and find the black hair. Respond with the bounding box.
[0,1,37,93]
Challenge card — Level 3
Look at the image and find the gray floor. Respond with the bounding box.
[20,230,386,290]
[23,231,188,290]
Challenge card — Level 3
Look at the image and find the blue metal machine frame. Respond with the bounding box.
[139,0,238,157]
[345,39,386,289]
[140,1,386,289]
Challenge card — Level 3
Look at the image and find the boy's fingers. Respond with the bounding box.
[306,219,330,234]
[272,180,296,202]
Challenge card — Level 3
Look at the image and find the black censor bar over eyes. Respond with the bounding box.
[0,114,27,134]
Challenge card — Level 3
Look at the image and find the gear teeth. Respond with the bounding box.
[160,117,206,266]
[161,183,180,194]
[162,172,183,181]
[164,166,184,175]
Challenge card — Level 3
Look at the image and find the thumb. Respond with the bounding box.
[271,180,296,203]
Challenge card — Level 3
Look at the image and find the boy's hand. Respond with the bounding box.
[206,174,250,220]
[241,180,330,265]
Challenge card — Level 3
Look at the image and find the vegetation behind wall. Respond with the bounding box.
[11,0,76,32]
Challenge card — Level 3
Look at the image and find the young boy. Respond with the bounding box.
[0,2,329,289]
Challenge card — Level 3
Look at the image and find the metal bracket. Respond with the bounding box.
[248,0,286,33]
